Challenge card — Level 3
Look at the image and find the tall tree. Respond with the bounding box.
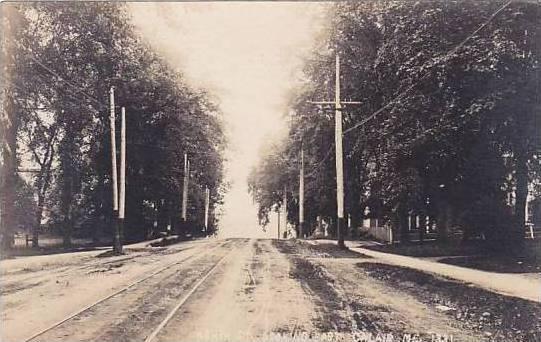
[250,1,541,251]
[3,2,228,249]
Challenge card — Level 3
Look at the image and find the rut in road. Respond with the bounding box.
[153,239,316,342]
[26,239,245,342]
[274,239,489,342]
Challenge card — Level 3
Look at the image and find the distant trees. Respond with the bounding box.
[248,140,291,227]
[0,2,226,248]
[249,1,540,251]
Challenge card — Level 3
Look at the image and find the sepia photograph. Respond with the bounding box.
[0,1,540,341]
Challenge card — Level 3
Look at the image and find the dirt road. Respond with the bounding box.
[1,238,539,342]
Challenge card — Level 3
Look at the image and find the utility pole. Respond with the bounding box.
[109,87,121,254]
[283,184,287,238]
[299,141,305,238]
[181,153,190,227]
[277,210,281,240]
[204,186,210,233]
[308,53,361,249]
[118,107,126,253]
[334,53,346,248]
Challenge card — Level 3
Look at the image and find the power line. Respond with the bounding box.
[294,0,514,181]
[126,141,223,157]
[304,143,334,179]
[22,45,107,109]
[0,70,102,112]
[33,71,103,109]
[342,0,514,136]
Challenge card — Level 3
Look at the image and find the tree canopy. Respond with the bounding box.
[1,2,227,248]
[248,0,541,251]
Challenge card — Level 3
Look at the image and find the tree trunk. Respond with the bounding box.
[62,175,73,248]
[32,160,54,248]
[60,134,75,249]
[171,197,181,236]
[397,204,409,244]
[436,201,452,243]
[419,214,425,245]
[157,199,168,233]
[0,3,23,251]
[150,200,159,238]
[514,151,528,248]
[131,199,145,241]
[350,208,361,240]
[0,97,17,250]
[167,199,173,234]
[93,173,106,244]
[32,193,46,248]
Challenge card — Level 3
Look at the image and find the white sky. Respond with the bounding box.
[130,2,328,238]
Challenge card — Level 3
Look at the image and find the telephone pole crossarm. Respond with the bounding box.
[308,100,362,105]
[307,101,334,105]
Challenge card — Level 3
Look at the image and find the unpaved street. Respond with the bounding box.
[1,238,540,342]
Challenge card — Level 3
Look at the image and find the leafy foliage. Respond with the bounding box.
[249,1,541,250]
[1,3,226,247]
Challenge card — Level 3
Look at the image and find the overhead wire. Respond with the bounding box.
[22,45,108,109]
[342,0,514,136]
[297,0,515,179]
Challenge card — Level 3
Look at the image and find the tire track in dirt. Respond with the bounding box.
[358,262,541,342]
[273,240,354,332]
[152,239,315,342]
[275,240,488,341]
